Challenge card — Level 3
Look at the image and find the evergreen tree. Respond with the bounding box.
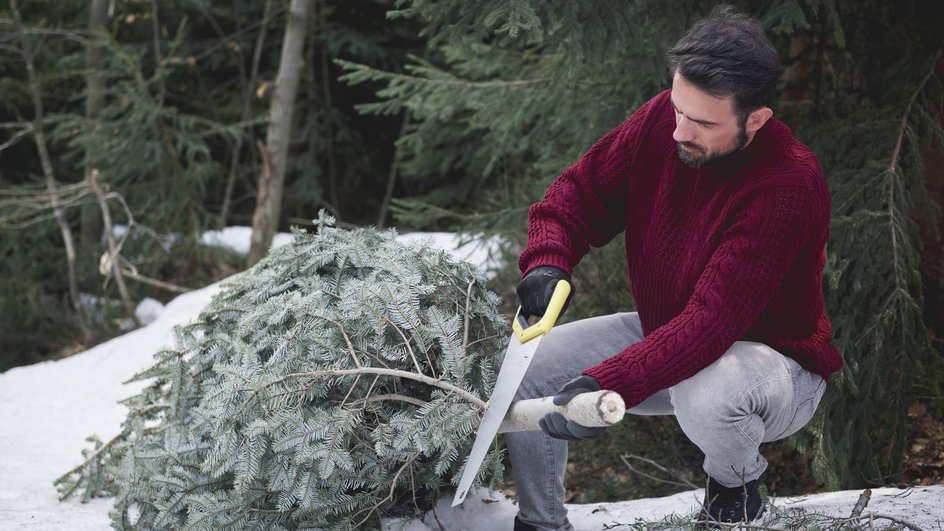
[56,214,506,530]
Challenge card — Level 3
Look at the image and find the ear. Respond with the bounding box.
[745,106,773,134]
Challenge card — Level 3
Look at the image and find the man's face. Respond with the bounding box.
[670,71,748,168]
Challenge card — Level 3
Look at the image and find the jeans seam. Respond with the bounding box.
[540,377,572,525]
[543,433,558,524]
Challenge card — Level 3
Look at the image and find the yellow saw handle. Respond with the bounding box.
[513,279,571,343]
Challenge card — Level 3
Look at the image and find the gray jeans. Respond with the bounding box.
[507,312,826,531]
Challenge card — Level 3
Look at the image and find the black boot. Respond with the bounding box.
[514,516,539,531]
[697,476,765,528]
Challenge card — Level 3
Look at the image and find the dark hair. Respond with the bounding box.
[668,7,782,118]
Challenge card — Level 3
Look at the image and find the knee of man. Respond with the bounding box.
[673,343,790,429]
[672,376,744,430]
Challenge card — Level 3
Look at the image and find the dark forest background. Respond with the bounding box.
[2,0,943,500]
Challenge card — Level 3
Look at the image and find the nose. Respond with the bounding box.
[673,116,694,143]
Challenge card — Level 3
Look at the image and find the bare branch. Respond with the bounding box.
[619,453,699,489]
[462,276,475,355]
[0,122,32,153]
[118,266,190,294]
[837,511,925,531]
[350,393,427,408]
[381,314,424,374]
[89,169,138,323]
[270,367,486,410]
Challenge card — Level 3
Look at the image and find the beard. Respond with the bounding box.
[676,119,749,169]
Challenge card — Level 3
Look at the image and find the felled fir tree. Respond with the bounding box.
[56,213,506,530]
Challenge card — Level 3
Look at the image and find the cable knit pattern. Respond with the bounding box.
[519,90,844,408]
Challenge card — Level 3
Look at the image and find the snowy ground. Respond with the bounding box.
[1,230,941,530]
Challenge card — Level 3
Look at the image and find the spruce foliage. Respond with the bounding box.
[56,213,506,529]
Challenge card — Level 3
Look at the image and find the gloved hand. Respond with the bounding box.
[516,266,574,318]
[539,375,606,441]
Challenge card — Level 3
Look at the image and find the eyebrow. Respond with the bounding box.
[670,97,720,127]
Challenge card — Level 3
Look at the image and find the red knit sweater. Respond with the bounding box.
[519,89,843,409]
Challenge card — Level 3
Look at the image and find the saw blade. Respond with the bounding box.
[452,331,543,506]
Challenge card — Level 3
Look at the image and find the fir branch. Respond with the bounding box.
[54,428,130,500]
[887,48,942,174]
[271,367,487,410]
[883,47,941,358]
[338,59,548,90]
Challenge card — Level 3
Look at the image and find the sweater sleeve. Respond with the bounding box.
[583,185,826,408]
[518,93,668,276]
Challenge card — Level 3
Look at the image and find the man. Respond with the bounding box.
[509,8,844,530]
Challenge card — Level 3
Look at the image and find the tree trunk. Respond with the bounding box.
[80,0,110,246]
[247,0,312,266]
[10,0,87,326]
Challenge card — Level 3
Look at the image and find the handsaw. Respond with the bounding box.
[452,279,572,507]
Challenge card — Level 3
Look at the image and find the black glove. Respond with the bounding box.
[516,266,574,318]
[538,375,606,441]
